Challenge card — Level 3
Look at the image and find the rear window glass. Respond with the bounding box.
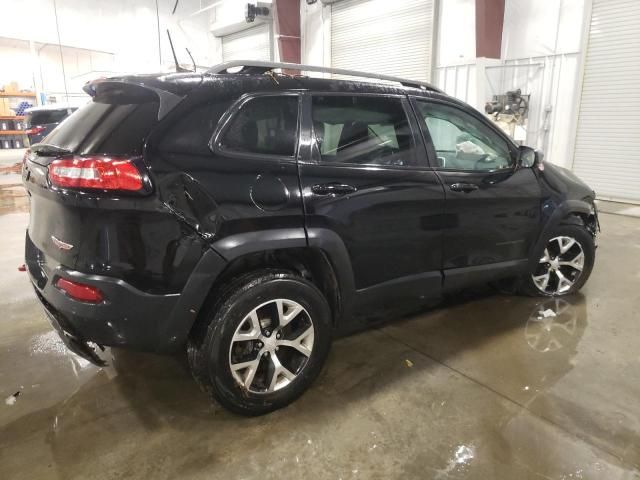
[27,109,70,126]
[43,89,159,155]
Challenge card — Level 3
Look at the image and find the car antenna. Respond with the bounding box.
[166,29,189,72]
[185,47,196,72]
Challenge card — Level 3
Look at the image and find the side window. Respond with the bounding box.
[415,101,513,171]
[312,95,419,167]
[220,95,298,157]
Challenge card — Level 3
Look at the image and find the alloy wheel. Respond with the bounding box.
[228,299,315,394]
[532,236,585,295]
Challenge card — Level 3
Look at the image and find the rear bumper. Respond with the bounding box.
[33,287,108,366]
[25,232,219,360]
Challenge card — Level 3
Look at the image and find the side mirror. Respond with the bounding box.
[518,146,544,170]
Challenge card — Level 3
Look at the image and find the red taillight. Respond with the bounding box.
[55,278,104,303]
[49,156,144,191]
[25,126,45,136]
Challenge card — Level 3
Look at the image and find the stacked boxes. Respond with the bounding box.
[0,135,24,149]
[0,115,27,150]
[0,81,32,148]
[0,98,12,116]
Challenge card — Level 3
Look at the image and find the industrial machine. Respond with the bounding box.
[485,88,530,141]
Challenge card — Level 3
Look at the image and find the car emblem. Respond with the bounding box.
[51,235,74,251]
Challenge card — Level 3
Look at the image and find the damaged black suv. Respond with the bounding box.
[23,61,598,415]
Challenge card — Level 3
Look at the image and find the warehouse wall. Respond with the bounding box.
[0,39,37,92]
[0,0,215,71]
[500,0,587,168]
[209,0,277,64]
[436,0,588,167]
[434,0,477,106]
[0,0,214,99]
[0,37,115,104]
[301,0,327,67]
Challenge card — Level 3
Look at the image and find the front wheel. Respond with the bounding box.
[187,270,332,416]
[522,224,596,297]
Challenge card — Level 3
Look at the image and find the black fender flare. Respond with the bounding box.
[159,228,308,350]
[306,227,357,322]
[529,199,594,270]
[158,247,228,351]
[213,228,307,261]
[167,227,356,344]
[212,227,356,315]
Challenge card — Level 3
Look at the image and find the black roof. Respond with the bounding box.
[202,72,452,101]
[90,70,469,115]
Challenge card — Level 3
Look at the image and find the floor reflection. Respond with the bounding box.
[525,297,581,353]
[0,165,28,215]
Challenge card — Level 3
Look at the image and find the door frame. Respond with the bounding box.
[298,90,447,323]
[407,95,539,289]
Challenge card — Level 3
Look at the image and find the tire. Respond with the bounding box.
[521,224,595,297]
[187,270,332,416]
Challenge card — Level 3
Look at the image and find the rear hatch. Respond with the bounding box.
[23,74,202,270]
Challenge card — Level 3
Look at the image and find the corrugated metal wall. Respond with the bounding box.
[573,0,640,202]
[331,0,435,82]
[222,25,272,62]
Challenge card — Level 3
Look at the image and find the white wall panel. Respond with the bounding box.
[436,0,476,66]
[573,0,640,202]
[0,0,215,74]
[502,0,586,59]
[434,64,477,107]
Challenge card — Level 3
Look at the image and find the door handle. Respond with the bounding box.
[311,183,357,196]
[449,182,479,193]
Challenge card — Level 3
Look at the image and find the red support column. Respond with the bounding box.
[476,0,505,59]
[274,0,301,63]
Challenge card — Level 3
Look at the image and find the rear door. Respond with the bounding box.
[411,97,542,289]
[298,93,445,314]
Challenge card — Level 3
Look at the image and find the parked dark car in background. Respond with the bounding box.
[24,105,77,144]
[22,61,599,416]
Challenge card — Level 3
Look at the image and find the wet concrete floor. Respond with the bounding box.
[1,160,639,479]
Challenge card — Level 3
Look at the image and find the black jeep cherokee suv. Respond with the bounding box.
[23,61,598,415]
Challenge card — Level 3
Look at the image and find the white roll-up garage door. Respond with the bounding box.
[222,24,272,63]
[572,0,640,203]
[331,0,435,82]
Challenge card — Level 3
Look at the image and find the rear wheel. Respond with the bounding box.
[522,224,595,296]
[188,270,332,416]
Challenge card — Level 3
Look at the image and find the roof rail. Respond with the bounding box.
[206,60,443,92]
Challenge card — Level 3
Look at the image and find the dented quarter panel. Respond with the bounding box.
[146,75,308,262]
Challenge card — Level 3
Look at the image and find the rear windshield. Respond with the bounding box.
[27,109,70,126]
[43,86,159,155]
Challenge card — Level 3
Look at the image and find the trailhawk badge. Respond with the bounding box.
[51,235,74,251]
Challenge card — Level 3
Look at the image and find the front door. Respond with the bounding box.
[411,97,542,290]
[298,93,446,316]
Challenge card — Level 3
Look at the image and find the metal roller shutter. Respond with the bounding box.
[331,0,435,82]
[222,24,272,62]
[573,0,640,203]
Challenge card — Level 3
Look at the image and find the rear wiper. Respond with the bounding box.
[31,144,71,156]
